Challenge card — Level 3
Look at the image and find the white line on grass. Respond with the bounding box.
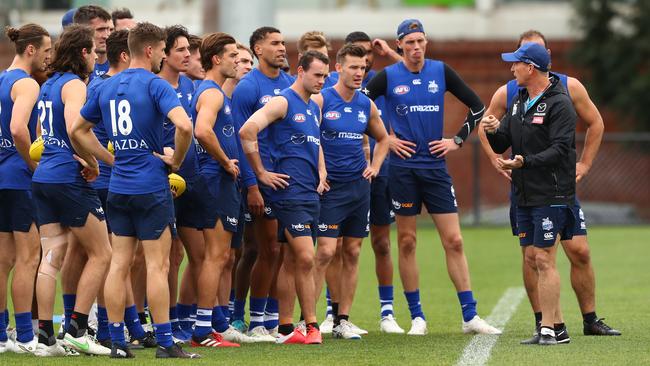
[456,287,526,366]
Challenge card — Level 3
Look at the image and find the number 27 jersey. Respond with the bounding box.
[80,68,181,195]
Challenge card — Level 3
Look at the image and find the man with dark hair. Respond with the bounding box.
[311,44,389,340]
[0,23,51,355]
[240,50,331,345]
[484,42,578,345]
[73,5,113,82]
[111,8,136,31]
[364,19,499,336]
[477,30,619,344]
[71,22,197,359]
[230,26,293,341]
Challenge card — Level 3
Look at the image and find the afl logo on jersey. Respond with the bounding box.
[324,111,341,120]
[293,113,306,123]
[393,85,410,95]
[259,95,272,105]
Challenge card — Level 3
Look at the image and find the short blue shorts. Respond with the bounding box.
[32,182,105,228]
[107,189,176,241]
[318,178,370,238]
[388,165,458,216]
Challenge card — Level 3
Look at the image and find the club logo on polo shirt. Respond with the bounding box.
[324,111,341,120]
[357,110,367,124]
[222,124,235,137]
[537,103,547,113]
[293,113,306,123]
[428,80,439,94]
[393,85,410,95]
[542,217,553,231]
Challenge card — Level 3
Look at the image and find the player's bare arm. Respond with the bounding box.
[568,77,604,182]
[363,101,388,181]
[10,77,40,171]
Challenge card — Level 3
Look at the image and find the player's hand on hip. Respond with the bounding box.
[429,138,458,157]
[247,185,265,217]
[576,162,590,183]
[153,151,179,172]
[363,166,378,182]
[73,154,99,182]
[389,135,416,159]
[225,159,240,180]
[317,178,330,195]
[259,170,290,191]
[481,115,500,134]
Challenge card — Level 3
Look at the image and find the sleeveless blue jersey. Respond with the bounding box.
[232,68,295,187]
[87,74,111,189]
[192,80,239,176]
[506,72,569,109]
[268,88,321,202]
[0,69,39,189]
[383,60,446,169]
[162,75,199,181]
[320,87,371,181]
[33,72,86,184]
[89,60,109,82]
[80,68,181,194]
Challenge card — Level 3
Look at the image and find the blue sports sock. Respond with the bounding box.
[211,306,229,333]
[15,312,34,343]
[177,303,192,332]
[458,291,478,322]
[232,298,246,321]
[0,311,7,342]
[379,285,395,317]
[325,288,333,317]
[219,305,230,323]
[96,306,110,341]
[248,297,266,330]
[228,290,235,317]
[264,297,279,330]
[109,322,126,346]
[404,290,425,320]
[62,294,76,331]
[169,306,181,332]
[193,308,212,338]
[153,322,173,348]
[190,304,197,326]
[124,305,146,339]
[4,309,8,327]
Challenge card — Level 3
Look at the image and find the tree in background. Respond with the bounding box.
[572,0,649,130]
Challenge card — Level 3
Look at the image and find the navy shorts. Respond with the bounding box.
[388,165,458,216]
[32,182,105,228]
[203,173,241,233]
[318,178,370,238]
[229,198,246,249]
[517,206,575,248]
[241,185,276,221]
[96,188,111,233]
[175,175,207,230]
[511,196,587,238]
[272,200,320,243]
[0,189,37,232]
[107,189,176,241]
[369,176,395,226]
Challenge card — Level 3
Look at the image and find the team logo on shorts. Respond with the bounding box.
[543,232,554,240]
[95,206,104,215]
[244,213,252,222]
[325,111,341,120]
[318,223,328,232]
[260,95,272,104]
[222,124,235,137]
[581,221,587,230]
[226,216,239,226]
[389,210,395,218]
[428,80,439,94]
[358,111,367,123]
[264,206,272,215]
[292,223,305,232]
[393,85,410,95]
[293,113,306,123]
[579,209,585,220]
[542,217,553,231]
[396,104,409,116]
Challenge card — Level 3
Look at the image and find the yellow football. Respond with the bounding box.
[29,136,44,162]
[107,141,114,155]
[168,173,186,198]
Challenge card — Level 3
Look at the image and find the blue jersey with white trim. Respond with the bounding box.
[192,80,239,177]
[383,60,447,169]
[89,60,109,83]
[268,88,321,202]
[80,68,181,194]
[0,69,39,189]
[320,87,370,181]
[33,72,86,184]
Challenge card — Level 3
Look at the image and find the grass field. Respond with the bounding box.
[3,225,649,365]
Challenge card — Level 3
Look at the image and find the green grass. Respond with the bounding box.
[4,226,650,365]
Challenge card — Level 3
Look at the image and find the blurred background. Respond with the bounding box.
[0,0,647,226]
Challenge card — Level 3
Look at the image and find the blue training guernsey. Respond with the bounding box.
[383,59,447,169]
[80,68,181,195]
[268,88,321,202]
[33,72,86,184]
[192,80,239,177]
[231,68,295,188]
[0,69,39,190]
[320,87,371,182]
[162,75,199,181]
[87,74,111,190]
[90,60,109,83]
